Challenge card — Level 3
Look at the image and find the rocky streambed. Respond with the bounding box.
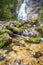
[0,20,43,65]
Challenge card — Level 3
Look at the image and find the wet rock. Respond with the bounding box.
[22,30,29,36]
[40,38,43,42]
[33,24,36,27]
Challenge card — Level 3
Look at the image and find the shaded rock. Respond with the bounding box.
[6,25,22,35]
[0,53,5,61]
[33,52,43,58]
[0,56,5,61]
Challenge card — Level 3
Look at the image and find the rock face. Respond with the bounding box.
[27,0,41,20]
[0,20,43,65]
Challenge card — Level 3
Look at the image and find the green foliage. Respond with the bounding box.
[0,0,18,20]
[29,36,41,43]
[26,36,41,43]
[0,41,5,48]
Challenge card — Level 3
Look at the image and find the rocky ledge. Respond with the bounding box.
[0,20,43,65]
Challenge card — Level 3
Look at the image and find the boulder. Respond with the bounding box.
[25,36,41,43]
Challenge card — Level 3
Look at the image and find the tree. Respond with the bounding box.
[0,0,18,20]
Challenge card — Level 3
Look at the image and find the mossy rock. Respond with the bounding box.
[25,36,41,43]
[6,25,22,34]
[0,33,11,45]
[0,28,10,34]
[0,28,13,36]
[31,16,38,23]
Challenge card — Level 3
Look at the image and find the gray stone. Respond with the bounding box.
[22,30,29,35]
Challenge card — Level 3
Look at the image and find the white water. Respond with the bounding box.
[18,0,27,20]
[18,0,41,21]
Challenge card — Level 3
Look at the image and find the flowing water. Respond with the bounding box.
[18,0,41,21]
[18,0,27,20]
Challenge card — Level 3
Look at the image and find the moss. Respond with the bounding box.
[26,36,41,43]
[37,26,43,37]
[0,41,5,48]
[0,29,13,37]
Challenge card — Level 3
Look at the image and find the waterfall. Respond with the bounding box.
[18,0,41,21]
[18,0,27,21]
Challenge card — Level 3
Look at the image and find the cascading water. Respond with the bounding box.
[18,0,41,21]
[18,0,27,21]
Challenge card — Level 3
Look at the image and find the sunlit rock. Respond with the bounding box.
[30,44,35,50]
